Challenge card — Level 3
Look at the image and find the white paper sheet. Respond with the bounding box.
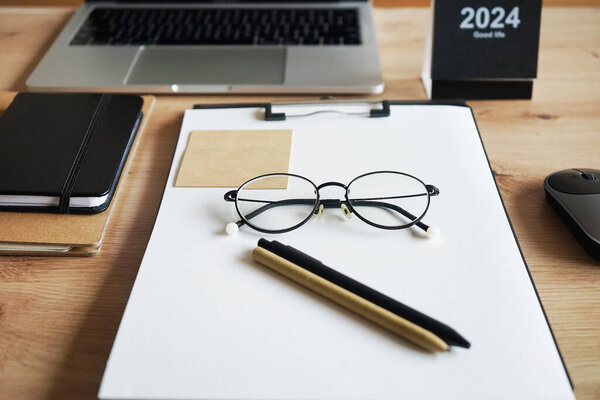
[99,103,574,400]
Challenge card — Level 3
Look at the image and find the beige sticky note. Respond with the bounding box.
[175,129,292,188]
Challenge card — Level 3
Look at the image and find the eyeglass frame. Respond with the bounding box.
[224,171,440,235]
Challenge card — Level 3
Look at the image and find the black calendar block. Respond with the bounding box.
[422,1,542,100]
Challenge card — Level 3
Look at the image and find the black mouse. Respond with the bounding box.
[544,168,600,261]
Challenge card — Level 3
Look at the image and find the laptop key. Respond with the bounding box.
[303,38,319,45]
[257,39,280,45]
[90,37,110,45]
[111,38,130,45]
[71,36,90,45]
[282,37,300,45]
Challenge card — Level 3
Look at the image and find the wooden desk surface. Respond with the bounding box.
[0,6,599,400]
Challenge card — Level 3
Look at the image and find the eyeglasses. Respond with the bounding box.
[224,171,440,238]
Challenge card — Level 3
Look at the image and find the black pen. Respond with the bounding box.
[256,238,470,350]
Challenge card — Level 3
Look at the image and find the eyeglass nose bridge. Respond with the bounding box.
[316,181,347,191]
[313,182,350,217]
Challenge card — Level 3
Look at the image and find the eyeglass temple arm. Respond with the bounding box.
[224,188,438,232]
[349,200,430,231]
[224,191,315,227]
[348,185,439,232]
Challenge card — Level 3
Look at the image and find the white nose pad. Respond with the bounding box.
[317,204,324,218]
[340,204,352,219]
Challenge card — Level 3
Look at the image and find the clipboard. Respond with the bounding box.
[100,100,574,400]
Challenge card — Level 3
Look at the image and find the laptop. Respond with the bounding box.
[26,1,384,94]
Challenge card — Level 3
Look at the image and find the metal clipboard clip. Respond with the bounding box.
[264,99,391,121]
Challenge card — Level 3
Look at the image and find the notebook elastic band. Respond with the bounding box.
[58,94,111,213]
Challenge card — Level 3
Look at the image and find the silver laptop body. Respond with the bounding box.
[27,0,383,94]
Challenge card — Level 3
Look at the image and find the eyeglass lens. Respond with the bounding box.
[236,174,318,232]
[347,172,429,228]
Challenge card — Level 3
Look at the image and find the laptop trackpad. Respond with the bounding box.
[126,48,286,85]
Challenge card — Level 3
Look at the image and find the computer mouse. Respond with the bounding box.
[544,168,600,261]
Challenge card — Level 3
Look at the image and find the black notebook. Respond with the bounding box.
[0,93,143,214]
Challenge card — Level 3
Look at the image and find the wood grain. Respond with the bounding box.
[0,6,599,400]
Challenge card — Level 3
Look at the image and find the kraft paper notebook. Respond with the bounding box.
[99,101,574,399]
[0,94,155,256]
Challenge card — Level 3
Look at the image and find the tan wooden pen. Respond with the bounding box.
[253,245,449,352]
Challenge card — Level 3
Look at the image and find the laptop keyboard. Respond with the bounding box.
[71,8,361,46]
